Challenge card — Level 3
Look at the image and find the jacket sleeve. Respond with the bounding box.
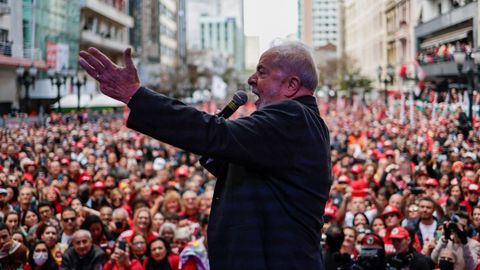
[431,239,447,263]
[127,87,315,170]
[463,239,480,270]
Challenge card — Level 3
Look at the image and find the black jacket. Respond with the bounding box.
[127,88,332,270]
[386,248,434,270]
[60,245,106,270]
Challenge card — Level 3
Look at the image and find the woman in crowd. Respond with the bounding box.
[80,214,113,251]
[129,233,148,263]
[143,237,179,270]
[120,207,157,242]
[152,212,165,234]
[24,240,59,270]
[36,222,67,265]
[159,222,177,245]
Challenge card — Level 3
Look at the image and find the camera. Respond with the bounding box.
[118,239,126,251]
[352,248,385,270]
[410,187,424,195]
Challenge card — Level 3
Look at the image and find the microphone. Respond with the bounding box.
[201,91,248,167]
[216,91,248,119]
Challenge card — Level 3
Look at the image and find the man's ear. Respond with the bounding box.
[284,76,301,98]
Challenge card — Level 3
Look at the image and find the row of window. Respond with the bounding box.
[161,45,176,58]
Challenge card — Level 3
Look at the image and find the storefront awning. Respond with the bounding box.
[420,26,472,49]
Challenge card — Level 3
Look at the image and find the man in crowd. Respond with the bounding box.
[0,222,27,270]
[60,207,77,245]
[60,229,106,270]
[386,226,434,269]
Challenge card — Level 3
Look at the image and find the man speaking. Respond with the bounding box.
[79,40,331,270]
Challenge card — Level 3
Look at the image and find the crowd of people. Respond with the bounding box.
[0,92,477,269]
[416,41,473,65]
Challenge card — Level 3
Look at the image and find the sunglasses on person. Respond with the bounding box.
[63,217,75,223]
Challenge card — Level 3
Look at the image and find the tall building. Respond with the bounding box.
[343,0,387,84]
[245,35,260,71]
[80,0,133,63]
[0,0,35,113]
[199,17,237,57]
[298,0,340,48]
[186,0,245,70]
[0,0,84,113]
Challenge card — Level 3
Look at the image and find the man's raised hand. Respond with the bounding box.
[79,47,140,104]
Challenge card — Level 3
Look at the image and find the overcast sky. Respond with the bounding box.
[243,0,298,53]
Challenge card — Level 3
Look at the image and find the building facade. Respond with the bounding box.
[298,0,340,48]
[343,0,387,84]
[186,0,244,70]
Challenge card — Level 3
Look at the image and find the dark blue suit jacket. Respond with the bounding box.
[127,87,331,270]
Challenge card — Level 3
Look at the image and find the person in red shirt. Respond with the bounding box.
[143,237,180,270]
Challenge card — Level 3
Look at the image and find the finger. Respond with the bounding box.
[79,51,105,72]
[79,57,98,79]
[123,48,135,70]
[87,47,115,70]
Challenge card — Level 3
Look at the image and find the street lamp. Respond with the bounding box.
[48,66,69,112]
[453,48,476,125]
[377,64,395,106]
[344,73,356,105]
[16,64,37,113]
[74,74,87,111]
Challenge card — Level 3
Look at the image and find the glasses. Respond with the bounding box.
[426,185,436,189]
[63,217,75,223]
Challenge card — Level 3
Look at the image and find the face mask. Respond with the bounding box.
[439,260,454,270]
[33,251,48,266]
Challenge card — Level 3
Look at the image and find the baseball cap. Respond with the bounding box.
[389,227,410,240]
[0,188,7,195]
[337,175,350,184]
[468,184,479,193]
[175,166,189,177]
[381,205,403,219]
[361,233,384,248]
[351,164,363,174]
[426,178,439,187]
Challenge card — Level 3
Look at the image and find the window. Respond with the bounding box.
[0,29,7,42]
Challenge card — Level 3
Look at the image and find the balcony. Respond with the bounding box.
[81,30,128,53]
[0,1,11,16]
[415,1,477,38]
[82,0,133,28]
[0,41,12,56]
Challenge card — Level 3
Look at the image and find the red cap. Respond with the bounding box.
[337,175,350,184]
[81,175,92,183]
[389,227,410,239]
[351,189,368,198]
[426,178,439,187]
[381,205,403,219]
[361,233,384,247]
[60,158,70,165]
[468,184,479,193]
[351,164,363,174]
[75,142,84,149]
[91,181,106,191]
[385,150,395,157]
[175,166,189,177]
[151,184,164,194]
